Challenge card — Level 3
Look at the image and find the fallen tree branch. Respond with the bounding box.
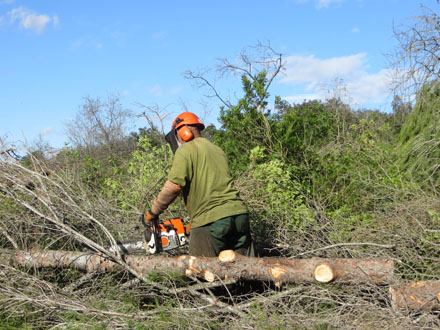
[236,285,306,310]
[0,225,18,249]
[292,242,396,258]
[62,272,98,292]
[186,285,246,317]
[1,249,395,285]
[390,281,440,311]
[174,278,237,294]
[0,158,175,295]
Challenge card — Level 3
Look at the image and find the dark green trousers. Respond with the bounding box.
[188,213,255,257]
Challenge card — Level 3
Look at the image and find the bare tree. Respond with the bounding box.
[136,103,170,135]
[389,5,440,99]
[184,41,285,111]
[66,94,134,156]
[184,42,286,158]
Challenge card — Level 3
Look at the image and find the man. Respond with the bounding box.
[142,112,254,257]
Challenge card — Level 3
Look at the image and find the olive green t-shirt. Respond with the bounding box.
[168,138,248,228]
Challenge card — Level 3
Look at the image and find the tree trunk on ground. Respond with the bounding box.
[0,249,394,285]
[390,281,440,311]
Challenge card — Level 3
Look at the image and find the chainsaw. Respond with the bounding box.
[142,216,189,254]
[108,216,189,255]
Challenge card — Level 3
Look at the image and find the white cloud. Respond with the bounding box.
[0,0,15,4]
[352,27,360,33]
[279,53,393,108]
[148,84,163,97]
[281,53,367,85]
[345,68,393,105]
[283,93,326,104]
[8,6,58,34]
[295,0,344,8]
[316,0,344,8]
[71,36,103,50]
[40,126,53,136]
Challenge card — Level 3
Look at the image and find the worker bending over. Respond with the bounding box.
[142,112,255,257]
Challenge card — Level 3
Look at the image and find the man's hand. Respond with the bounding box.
[140,209,158,227]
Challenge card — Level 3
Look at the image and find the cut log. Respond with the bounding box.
[0,249,394,285]
[218,249,237,263]
[390,281,440,311]
[215,250,393,285]
[314,262,335,283]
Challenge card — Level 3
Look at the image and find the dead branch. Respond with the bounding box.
[0,225,18,249]
[390,5,440,97]
[390,280,440,311]
[174,278,237,294]
[235,286,306,310]
[292,242,396,258]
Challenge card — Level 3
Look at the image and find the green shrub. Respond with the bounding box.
[240,146,314,235]
[398,81,440,188]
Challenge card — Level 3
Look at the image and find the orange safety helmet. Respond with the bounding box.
[171,112,205,142]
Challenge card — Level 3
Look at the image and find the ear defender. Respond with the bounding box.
[178,125,193,142]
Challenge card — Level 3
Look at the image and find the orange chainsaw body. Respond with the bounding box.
[144,217,188,254]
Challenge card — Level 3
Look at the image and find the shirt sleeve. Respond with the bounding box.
[167,146,191,188]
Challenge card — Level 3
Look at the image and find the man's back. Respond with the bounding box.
[168,138,248,228]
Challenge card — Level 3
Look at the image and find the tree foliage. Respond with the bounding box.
[274,98,337,164]
[214,71,277,171]
[398,81,440,187]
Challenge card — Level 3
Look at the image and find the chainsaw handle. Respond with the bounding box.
[185,222,191,235]
[140,210,158,227]
[151,217,158,230]
[151,217,161,253]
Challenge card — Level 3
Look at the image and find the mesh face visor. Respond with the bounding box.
[165,130,179,154]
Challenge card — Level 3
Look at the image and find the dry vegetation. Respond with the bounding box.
[1,142,439,330]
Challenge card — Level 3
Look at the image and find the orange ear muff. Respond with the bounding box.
[178,125,193,142]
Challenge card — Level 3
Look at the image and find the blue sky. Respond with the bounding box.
[0,0,434,149]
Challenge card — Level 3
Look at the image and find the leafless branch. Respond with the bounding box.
[389,5,440,98]
[185,42,285,112]
[291,242,396,258]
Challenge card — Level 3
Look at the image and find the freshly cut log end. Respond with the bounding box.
[203,270,215,282]
[218,250,237,263]
[314,263,334,283]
